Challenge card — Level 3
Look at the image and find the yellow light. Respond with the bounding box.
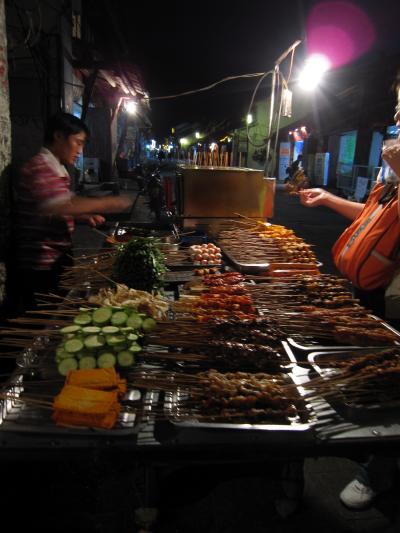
[171,127,175,134]
[195,132,200,139]
[180,137,188,146]
[246,114,253,124]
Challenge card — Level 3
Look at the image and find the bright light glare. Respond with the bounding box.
[246,113,253,124]
[180,137,188,145]
[298,54,331,91]
[125,100,137,114]
[195,131,200,139]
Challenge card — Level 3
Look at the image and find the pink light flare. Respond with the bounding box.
[306,1,376,68]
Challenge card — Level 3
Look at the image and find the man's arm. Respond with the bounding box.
[41,195,132,217]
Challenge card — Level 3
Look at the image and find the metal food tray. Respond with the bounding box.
[218,245,322,275]
[287,315,400,354]
[165,249,223,270]
[218,246,270,274]
[162,372,311,432]
[111,221,173,241]
[307,349,400,421]
[0,340,143,438]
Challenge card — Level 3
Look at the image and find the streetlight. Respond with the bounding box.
[264,40,302,178]
[298,54,331,91]
[264,42,331,178]
[124,99,137,115]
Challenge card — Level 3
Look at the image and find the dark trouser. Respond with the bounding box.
[353,286,400,331]
[4,253,73,317]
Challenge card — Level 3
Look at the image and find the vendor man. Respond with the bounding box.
[7,112,132,313]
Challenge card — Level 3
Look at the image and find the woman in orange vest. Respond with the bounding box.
[299,82,400,321]
[299,77,400,511]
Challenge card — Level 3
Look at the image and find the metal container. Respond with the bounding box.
[177,166,275,225]
[156,236,181,252]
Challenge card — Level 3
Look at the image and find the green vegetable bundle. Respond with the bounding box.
[112,237,167,293]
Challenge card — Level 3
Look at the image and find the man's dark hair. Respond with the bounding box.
[44,112,90,145]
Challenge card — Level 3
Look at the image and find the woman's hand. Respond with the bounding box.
[382,143,400,182]
[298,188,331,208]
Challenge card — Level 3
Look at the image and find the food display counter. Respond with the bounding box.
[1,218,400,459]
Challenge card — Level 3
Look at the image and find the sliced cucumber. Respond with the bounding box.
[117,350,135,367]
[79,307,92,312]
[64,338,84,354]
[120,326,134,333]
[56,347,70,359]
[92,307,112,325]
[79,356,97,369]
[101,325,120,334]
[97,352,116,369]
[127,332,138,341]
[58,357,78,376]
[113,343,128,353]
[127,314,143,329]
[60,325,81,335]
[74,313,93,326]
[111,311,128,326]
[84,334,106,350]
[129,343,142,353]
[106,334,126,347]
[81,326,101,335]
[142,317,157,332]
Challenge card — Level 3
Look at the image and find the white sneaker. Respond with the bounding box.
[339,479,376,510]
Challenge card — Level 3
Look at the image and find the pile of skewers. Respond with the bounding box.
[142,318,289,373]
[130,368,308,423]
[215,219,318,266]
[304,348,400,409]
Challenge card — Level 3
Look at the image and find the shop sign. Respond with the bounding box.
[278,142,290,180]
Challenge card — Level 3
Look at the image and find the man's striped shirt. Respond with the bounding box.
[14,147,75,270]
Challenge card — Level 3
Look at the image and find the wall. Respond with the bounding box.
[84,107,112,179]
[0,0,11,171]
[6,0,78,164]
[0,0,11,302]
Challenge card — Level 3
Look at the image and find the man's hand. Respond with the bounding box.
[299,188,331,208]
[77,214,106,226]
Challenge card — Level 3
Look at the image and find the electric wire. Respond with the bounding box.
[149,72,267,101]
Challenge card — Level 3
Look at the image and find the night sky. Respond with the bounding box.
[94,0,400,137]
